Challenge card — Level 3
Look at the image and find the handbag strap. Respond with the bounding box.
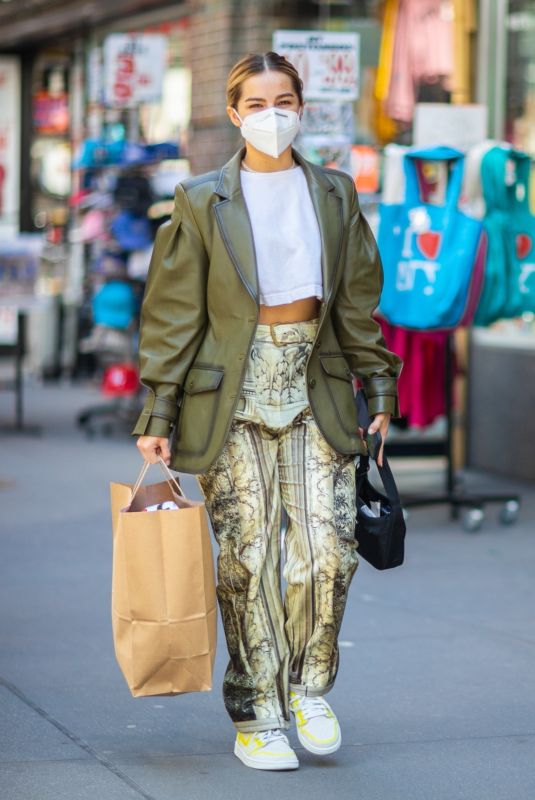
[356,388,401,508]
[130,457,185,502]
[404,146,465,213]
[358,451,402,509]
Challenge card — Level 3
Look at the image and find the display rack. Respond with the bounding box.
[0,311,41,435]
[386,332,520,532]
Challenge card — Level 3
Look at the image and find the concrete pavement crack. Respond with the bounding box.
[0,676,158,800]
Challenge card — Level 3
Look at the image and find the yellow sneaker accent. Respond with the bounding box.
[234,729,299,771]
[289,692,341,755]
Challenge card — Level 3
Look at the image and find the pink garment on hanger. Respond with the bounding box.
[387,0,454,123]
[378,318,450,428]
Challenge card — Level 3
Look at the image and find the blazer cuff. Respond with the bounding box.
[130,394,178,437]
[367,394,400,418]
[362,376,400,418]
[131,414,172,438]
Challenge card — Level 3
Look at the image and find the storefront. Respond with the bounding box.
[468,0,535,481]
[0,1,193,379]
[0,0,534,482]
[67,14,192,379]
[270,1,535,486]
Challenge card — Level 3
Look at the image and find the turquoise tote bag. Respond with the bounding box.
[378,147,483,330]
[504,152,535,317]
[473,146,510,325]
[475,146,535,324]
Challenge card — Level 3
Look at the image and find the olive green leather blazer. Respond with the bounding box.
[131,146,402,474]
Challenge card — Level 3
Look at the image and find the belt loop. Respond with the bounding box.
[269,322,285,347]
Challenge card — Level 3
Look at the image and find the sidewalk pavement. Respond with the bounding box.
[1,378,535,800]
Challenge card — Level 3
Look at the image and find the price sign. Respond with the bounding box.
[273,31,360,101]
[104,34,167,107]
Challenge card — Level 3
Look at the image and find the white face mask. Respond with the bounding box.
[234,107,301,158]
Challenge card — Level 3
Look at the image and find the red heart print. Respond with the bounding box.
[516,233,532,260]
[417,231,441,260]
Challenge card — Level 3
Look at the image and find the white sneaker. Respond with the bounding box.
[289,692,341,755]
[234,729,299,771]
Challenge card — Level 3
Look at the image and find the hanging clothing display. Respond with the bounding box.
[451,0,477,105]
[381,144,409,204]
[460,140,506,219]
[503,153,535,317]
[474,146,535,324]
[373,0,400,142]
[378,319,449,428]
[386,0,454,124]
[375,0,399,104]
[378,146,484,330]
[382,144,448,206]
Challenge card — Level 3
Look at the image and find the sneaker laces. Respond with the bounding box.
[293,696,329,722]
[256,729,289,746]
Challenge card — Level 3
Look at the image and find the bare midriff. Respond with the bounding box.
[257,296,321,324]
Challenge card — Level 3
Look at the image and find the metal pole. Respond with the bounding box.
[15,312,24,430]
[445,333,456,517]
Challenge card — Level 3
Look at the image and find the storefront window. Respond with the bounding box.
[31,52,73,227]
[505,0,535,156]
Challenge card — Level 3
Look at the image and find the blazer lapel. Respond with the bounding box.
[294,149,345,313]
[213,146,344,310]
[213,148,259,304]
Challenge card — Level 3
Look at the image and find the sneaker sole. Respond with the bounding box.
[234,743,299,771]
[296,726,342,756]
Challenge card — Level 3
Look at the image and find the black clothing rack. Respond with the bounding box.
[385,332,520,531]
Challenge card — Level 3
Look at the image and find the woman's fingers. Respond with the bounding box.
[158,438,171,465]
[367,413,391,468]
[136,436,171,465]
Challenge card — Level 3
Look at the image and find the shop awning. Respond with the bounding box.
[0,0,184,50]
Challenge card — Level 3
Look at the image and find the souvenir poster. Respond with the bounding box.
[273,30,360,101]
[104,34,167,108]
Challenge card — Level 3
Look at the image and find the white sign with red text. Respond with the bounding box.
[0,57,21,236]
[103,34,167,108]
[273,30,360,101]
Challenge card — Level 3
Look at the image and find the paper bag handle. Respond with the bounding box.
[130,457,185,502]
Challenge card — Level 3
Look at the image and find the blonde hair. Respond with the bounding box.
[226,51,304,108]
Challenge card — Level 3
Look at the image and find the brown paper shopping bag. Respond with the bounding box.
[110,457,217,697]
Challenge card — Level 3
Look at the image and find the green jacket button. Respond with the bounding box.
[308,378,316,388]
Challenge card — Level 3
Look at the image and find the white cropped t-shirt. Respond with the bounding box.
[240,165,323,306]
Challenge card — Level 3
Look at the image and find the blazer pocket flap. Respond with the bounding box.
[184,367,224,394]
[319,355,353,381]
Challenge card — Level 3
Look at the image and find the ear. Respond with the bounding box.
[226,106,241,128]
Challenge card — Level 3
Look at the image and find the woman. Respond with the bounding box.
[133,52,402,771]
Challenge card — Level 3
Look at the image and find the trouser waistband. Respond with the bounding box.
[254,317,319,345]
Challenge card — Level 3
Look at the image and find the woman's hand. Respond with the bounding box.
[368,412,391,468]
[136,435,171,465]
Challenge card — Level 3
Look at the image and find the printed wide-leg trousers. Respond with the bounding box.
[196,319,359,732]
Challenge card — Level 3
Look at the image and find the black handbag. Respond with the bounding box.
[355,390,406,570]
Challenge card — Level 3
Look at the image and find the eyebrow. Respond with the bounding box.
[244,92,295,102]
